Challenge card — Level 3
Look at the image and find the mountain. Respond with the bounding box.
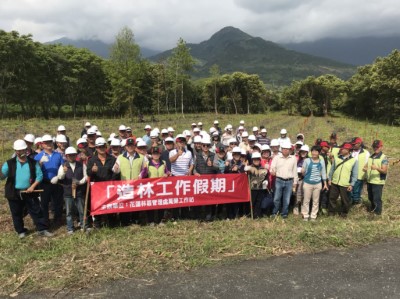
[45,37,160,58]
[150,26,356,85]
[283,36,400,66]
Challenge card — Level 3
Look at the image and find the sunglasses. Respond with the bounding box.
[96,145,106,149]
[202,144,210,147]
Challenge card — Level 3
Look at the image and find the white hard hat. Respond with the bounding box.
[201,136,211,144]
[197,122,203,126]
[300,145,310,152]
[212,131,219,137]
[238,126,244,131]
[165,137,174,143]
[193,136,202,143]
[24,134,35,143]
[34,137,42,145]
[295,140,304,146]
[120,139,127,147]
[65,147,78,155]
[95,137,107,146]
[252,152,261,159]
[57,125,66,131]
[13,139,27,151]
[153,128,160,134]
[119,125,127,131]
[226,124,233,130]
[228,138,238,144]
[248,135,257,141]
[42,134,53,142]
[144,124,152,130]
[168,127,175,132]
[232,146,242,153]
[193,128,201,133]
[87,128,96,135]
[191,122,197,126]
[214,120,219,124]
[161,129,169,134]
[109,133,116,139]
[280,128,287,134]
[126,127,132,132]
[110,138,121,146]
[253,143,262,149]
[261,128,267,133]
[76,138,87,145]
[137,140,147,147]
[281,141,292,149]
[242,131,249,137]
[91,125,98,132]
[252,126,258,132]
[200,130,208,137]
[241,149,247,155]
[270,139,279,147]
[85,122,91,127]
[261,144,271,151]
[210,127,217,134]
[96,131,102,137]
[136,137,143,143]
[150,130,159,138]
[56,135,67,143]
[240,120,245,125]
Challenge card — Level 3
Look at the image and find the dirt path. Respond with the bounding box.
[13,238,400,299]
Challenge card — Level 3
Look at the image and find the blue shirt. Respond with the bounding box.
[1,159,43,189]
[34,151,64,180]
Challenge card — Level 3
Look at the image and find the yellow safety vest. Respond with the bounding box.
[331,155,356,187]
[366,152,387,185]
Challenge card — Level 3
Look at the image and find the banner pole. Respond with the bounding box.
[83,180,90,232]
[248,175,253,219]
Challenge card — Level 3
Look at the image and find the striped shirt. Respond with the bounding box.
[169,149,193,176]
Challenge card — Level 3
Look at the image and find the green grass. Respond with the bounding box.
[0,112,400,295]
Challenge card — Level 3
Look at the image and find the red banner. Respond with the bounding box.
[90,173,250,215]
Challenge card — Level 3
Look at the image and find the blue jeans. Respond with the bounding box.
[351,179,364,203]
[367,183,384,215]
[272,178,293,217]
[65,195,85,232]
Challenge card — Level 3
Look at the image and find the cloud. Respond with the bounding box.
[0,0,399,49]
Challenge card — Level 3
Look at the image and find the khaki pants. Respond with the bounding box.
[302,182,322,219]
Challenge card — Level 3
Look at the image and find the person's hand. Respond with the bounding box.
[195,173,201,177]
[232,165,238,172]
[92,163,98,173]
[371,164,379,170]
[26,185,35,193]
[323,183,329,191]
[178,147,184,156]
[225,161,230,167]
[363,165,368,172]
[63,163,68,173]
[347,186,353,192]
[328,180,332,186]
[292,184,297,193]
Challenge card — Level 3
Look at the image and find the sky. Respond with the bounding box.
[1,0,399,50]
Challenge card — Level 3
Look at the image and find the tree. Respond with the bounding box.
[106,26,143,121]
[167,38,195,115]
[209,64,220,114]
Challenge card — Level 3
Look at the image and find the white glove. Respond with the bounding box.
[40,156,49,164]
[244,165,252,171]
[50,176,58,184]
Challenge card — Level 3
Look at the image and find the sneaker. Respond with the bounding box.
[38,230,54,237]
[67,230,74,235]
[18,232,26,239]
[293,207,299,215]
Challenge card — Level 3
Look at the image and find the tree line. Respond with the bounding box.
[1,28,399,124]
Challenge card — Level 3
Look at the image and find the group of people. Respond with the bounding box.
[1,120,388,238]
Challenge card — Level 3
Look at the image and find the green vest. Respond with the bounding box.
[118,153,144,180]
[366,152,387,185]
[330,147,340,157]
[148,160,166,178]
[331,155,356,187]
[355,149,369,180]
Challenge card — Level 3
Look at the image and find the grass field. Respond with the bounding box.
[1,112,399,296]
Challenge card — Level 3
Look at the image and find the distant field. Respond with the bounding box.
[1,112,399,296]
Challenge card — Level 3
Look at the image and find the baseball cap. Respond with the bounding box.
[352,137,363,144]
[341,143,353,150]
[126,137,136,146]
[151,146,162,154]
[320,141,330,148]
[216,144,226,153]
[372,140,383,148]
